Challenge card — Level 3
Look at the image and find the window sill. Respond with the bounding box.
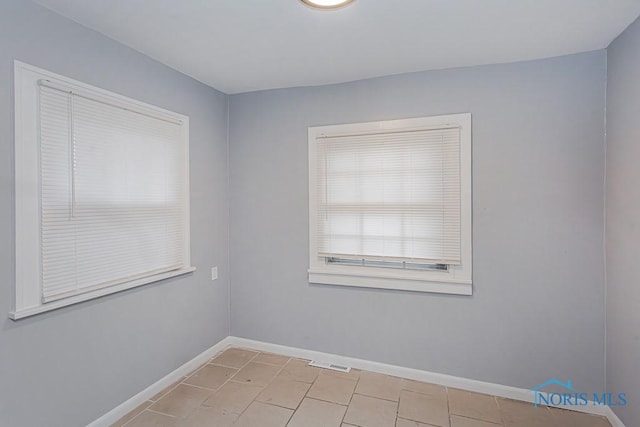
[308,269,472,295]
[9,266,196,320]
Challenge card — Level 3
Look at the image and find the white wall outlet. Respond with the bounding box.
[211,267,218,281]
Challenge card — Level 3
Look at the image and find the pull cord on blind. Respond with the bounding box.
[39,82,187,303]
[315,126,462,265]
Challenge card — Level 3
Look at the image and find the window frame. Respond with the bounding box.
[308,114,472,295]
[11,61,194,320]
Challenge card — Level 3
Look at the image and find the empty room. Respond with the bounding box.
[1,0,639,426]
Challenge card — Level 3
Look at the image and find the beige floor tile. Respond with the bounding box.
[399,390,449,427]
[450,414,502,427]
[201,380,263,414]
[319,367,362,381]
[448,389,501,424]
[183,364,237,390]
[256,377,312,409]
[343,394,398,427]
[356,371,403,402]
[402,379,446,396]
[307,372,358,405]
[148,384,212,418]
[501,417,548,427]
[278,358,321,383]
[396,418,439,427]
[288,398,348,427]
[111,401,152,427]
[180,406,238,427]
[150,378,186,402]
[232,361,281,387]
[116,349,616,427]
[210,348,258,368]
[549,407,612,427]
[253,352,291,366]
[234,401,294,427]
[497,398,553,427]
[125,410,177,427]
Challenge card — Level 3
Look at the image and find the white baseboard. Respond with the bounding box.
[605,406,627,427]
[88,335,625,427]
[227,337,619,421]
[87,337,234,427]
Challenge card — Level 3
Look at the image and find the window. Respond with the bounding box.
[11,61,193,319]
[308,114,472,294]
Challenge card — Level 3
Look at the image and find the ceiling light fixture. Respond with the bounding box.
[300,0,355,10]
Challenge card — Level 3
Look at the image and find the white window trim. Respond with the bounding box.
[308,113,472,295]
[11,61,195,320]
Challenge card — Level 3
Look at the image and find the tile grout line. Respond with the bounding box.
[200,349,294,424]
[128,348,258,426]
[451,414,503,426]
[121,406,178,427]
[117,347,607,427]
[492,395,505,426]
[199,348,262,422]
[285,363,320,423]
[342,374,362,425]
[119,402,151,427]
[273,356,295,413]
[148,375,189,403]
[251,354,295,425]
[178,382,220,392]
[144,408,178,418]
[117,348,262,426]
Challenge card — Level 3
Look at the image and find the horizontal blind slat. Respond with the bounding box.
[39,84,188,302]
[316,126,461,264]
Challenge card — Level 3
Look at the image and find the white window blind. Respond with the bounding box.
[39,81,188,303]
[315,126,461,265]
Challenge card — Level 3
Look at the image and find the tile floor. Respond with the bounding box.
[112,348,612,427]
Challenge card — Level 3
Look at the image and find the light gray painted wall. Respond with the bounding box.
[0,2,229,426]
[229,51,607,393]
[606,16,640,427]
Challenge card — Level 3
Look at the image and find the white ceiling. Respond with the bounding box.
[33,0,640,94]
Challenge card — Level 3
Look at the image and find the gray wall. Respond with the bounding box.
[0,2,229,426]
[229,51,607,393]
[606,16,640,427]
[0,2,616,425]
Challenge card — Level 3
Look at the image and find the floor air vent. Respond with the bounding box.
[308,361,351,373]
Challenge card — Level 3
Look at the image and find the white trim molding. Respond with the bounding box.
[12,60,193,320]
[89,336,625,426]
[226,337,613,418]
[307,113,473,295]
[87,337,233,427]
[9,267,196,320]
[605,406,627,427]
